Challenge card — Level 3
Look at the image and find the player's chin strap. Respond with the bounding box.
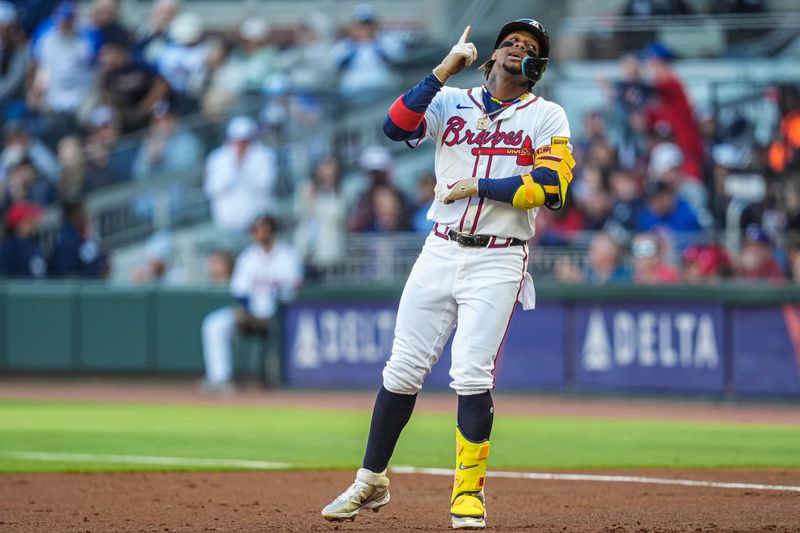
[522,56,549,86]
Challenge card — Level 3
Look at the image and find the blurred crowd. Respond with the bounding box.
[545,43,800,284]
[0,0,799,287]
[0,0,418,281]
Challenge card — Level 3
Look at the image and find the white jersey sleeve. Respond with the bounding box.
[229,247,254,299]
[534,101,571,149]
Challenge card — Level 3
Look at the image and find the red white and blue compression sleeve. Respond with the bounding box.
[383,73,443,141]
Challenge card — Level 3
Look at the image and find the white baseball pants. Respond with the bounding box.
[383,231,529,396]
[202,306,236,384]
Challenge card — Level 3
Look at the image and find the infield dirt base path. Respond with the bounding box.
[1,378,799,532]
[2,469,799,533]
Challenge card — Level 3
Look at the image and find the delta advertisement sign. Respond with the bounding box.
[574,305,725,392]
[283,302,565,389]
[283,300,800,396]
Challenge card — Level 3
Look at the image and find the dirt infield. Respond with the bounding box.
[2,469,799,532]
[1,378,799,532]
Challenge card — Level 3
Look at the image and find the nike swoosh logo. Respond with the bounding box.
[458,462,479,470]
[446,182,459,190]
[456,104,473,109]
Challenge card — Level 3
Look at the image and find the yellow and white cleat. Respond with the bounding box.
[450,491,486,529]
[321,468,390,522]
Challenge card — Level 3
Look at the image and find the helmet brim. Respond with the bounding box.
[494,20,549,58]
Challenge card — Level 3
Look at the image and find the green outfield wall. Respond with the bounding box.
[0,281,799,398]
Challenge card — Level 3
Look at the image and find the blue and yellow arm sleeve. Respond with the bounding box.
[477,137,575,210]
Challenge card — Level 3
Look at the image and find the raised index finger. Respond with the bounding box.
[458,25,471,44]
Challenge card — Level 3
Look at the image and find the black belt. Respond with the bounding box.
[446,229,527,248]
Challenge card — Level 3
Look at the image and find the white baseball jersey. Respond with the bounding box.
[204,141,277,232]
[413,86,571,241]
[381,85,571,396]
[230,241,303,319]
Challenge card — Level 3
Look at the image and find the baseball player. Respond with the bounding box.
[322,19,573,529]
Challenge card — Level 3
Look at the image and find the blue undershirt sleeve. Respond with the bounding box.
[478,168,560,204]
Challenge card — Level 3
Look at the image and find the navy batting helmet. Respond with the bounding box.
[494,18,550,58]
[494,18,550,86]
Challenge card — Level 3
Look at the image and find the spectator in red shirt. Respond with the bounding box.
[642,42,705,181]
[631,231,681,284]
[681,243,732,284]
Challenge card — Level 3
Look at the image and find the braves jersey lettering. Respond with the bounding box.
[441,117,525,147]
[416,86,570,241]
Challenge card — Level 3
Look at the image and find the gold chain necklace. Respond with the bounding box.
[476,87,529,130]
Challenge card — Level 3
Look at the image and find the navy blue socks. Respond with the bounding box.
[457,391,494,442]
[362,386,417,472]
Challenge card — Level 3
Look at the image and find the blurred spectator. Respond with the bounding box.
[28,1,95,121]
[631,231,681,284]
[134,0,180,65]
[204,115,277,233]
[648,141,708,216]
[573,111,607,168]
[347,145,405,232]
[0,121,60,184]
[330,3,404,98]
[709,143,765,231]
[608,168,644,232]
[91,35,169,132]
[533,202,585,246]
[157,12,209,114]
[83,105,135,192]
[279,14,334,93]
[1,159,55,207]
[736,224,785,282]
[642,43,705,181]
[294,155,347,278]
[681,243,732,284]
[556,231,632,283]
[220,18,278,96]
[410,172,436,233]
[767,85,800,176]
[370,184,409,232]
[0,201,48,278]
[638,179,703,233]
[606,55,652,164]
[49,199,107,278]
[200,215,302,393]
[128,230,188,285]
[207,249,234,285]
[0,2,28,118]
[133,100,203,180]
[574,165,614,230]
[85,0,129,50]
[54,134,85,201]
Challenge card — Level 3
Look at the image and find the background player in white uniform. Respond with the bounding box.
[201,215,302,392]
[322,19,574,529]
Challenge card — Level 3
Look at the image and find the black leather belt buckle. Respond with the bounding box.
[448,230,487,247]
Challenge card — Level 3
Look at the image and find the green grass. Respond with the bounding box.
[0,399,798,473]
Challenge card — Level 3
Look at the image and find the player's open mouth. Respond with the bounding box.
[508,52,522,61]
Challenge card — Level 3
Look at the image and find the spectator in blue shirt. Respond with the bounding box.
[0,201,48,278]
[637,179,703,233]
[49,199,107,277]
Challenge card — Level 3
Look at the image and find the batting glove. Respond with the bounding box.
[442,177,478,204]
[433,26,478,84]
